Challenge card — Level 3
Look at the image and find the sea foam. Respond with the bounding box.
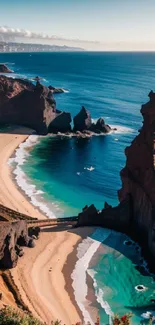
[71,228,113,324]
[110,125,135,134]
[8,135,59,219]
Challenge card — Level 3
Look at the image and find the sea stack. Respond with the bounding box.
[73,106,113,134]
[73,106,92,131]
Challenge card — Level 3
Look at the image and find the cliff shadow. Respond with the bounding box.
[0,124,37,135]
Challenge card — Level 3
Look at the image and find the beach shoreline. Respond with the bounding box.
[0,126,98,324]
[0,126,46,219]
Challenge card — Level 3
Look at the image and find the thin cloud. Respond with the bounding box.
[0,26,99,45]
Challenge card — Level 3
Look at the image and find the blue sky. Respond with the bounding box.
[0,0,155,50]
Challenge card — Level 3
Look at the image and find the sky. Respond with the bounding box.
[0,0,155,51]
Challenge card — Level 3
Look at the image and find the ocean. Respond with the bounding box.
[1,51,155,324]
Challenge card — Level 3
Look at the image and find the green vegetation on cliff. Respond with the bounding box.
[0,306,153,325]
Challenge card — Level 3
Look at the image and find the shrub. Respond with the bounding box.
[1,306,153,325]
[0,306,44,325]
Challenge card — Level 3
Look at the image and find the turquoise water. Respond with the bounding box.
[89,231,155,324]
[1,52,155,323]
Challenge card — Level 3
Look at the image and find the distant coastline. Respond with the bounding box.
[0,41,85,53]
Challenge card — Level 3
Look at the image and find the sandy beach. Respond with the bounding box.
[0,126,95,324]
[0,126,45,219]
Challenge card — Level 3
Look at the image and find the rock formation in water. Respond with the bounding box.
[0,64,13,73]
[48,85,65,94]
[0,221,39,269]
[0,76,113,135]
[49,111,72,133]
[77,91,155,262]
[73,106,114,134]
[93,117,112,133]
[73,106,92,131]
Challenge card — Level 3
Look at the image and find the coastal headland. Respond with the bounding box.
[0,74,115,136]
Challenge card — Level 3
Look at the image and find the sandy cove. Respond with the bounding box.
[11,226,95,324]
[0,126,45,219]
[0,126,95,324]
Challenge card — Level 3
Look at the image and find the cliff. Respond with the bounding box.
[118,91,155,256]
[0,76,114,135]
[77,91,155,262]
[0,76,72,135]
[0,75,34,106]
[0,221,38,269]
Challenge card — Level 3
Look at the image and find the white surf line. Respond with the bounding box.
[110,125,135,134]
[71,228,113,325]
[8,134,58,219]
[87,269,114,325]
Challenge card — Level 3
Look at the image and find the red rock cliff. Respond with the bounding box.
[0,76,72,134]
[77,91,155,261]
[118,91,155,256]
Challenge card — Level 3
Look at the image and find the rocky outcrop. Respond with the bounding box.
[0,76,112,135]
[93,117,112,133]
[73,106,92,131]
[77,91,155,262]
[0,76,72,134]
[0,75,34,107]
[0,82,56,134]
[73,106,114,134]
[0,221,40,269]
[48,85,65,94]
[49,111,72,133]
[0,64,13,73]
[77,196,131,233]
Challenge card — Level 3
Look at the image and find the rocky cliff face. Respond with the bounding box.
[0,83,56,134]
[0,76,113,135]
[0,76,34,107]
[0,76,72,135]
[118,91,155,256]
[77,91,155,261]
[0,221,36,269]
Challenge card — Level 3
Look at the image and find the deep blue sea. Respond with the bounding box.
[1,52,155,324]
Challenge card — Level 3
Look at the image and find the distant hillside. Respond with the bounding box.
[0,41,84,53]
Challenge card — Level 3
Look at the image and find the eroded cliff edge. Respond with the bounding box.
[77,91,155,264]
